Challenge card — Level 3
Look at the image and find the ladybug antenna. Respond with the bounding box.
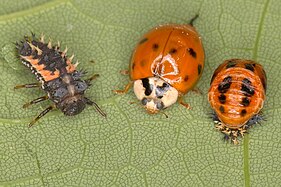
[129,101,138,105]
[189,14,199,26]
[160,111,169,118]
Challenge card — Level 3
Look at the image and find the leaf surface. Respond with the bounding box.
[0,0,280,186]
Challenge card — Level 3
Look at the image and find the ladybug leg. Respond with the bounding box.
[14,83,41,89]
[28,105,55,127]
[113,70,131,94]
[191,87,202,95]
[85,74,100,85]
[23,95,49,108]
[178,96,191,109]
[86,74,100,82]
[113,82,133,94]
[120,70,129,75]
[84,97,106,117]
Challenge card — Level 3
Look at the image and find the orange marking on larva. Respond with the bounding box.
[17,35,107,126]
[20,55,37,63]
[32,63,45,71]
[66,59,76,73]
[21,55,45,71]
[40,69,60,81]
[67,66,76,73]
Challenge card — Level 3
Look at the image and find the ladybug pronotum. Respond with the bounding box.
[208,59,267,144]
[15,34,106,127]
[115,15,204,114]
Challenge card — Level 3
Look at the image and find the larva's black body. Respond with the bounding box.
[15,34,105,127]
[42,71,91,116]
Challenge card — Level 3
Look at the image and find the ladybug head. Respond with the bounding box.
[58,95,87,116]
[133,77,179,114]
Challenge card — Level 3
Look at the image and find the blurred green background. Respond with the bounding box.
[0,0,280,186]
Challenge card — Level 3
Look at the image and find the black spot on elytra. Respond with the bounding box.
[198,64,202,75]
[187,48,196,58]
[226,61,237,69]
[142,78,153,96]
[241,78,255,96]
[219,106,225,113]
[152,43,159,51]
[184,75,189,82]
[140,60,146,67]
[245,63,255,72]
[218,94,226,104]
[241,109,247,116]
[139,38,148,44]
[156,82,170,99]
[132,63,136,70]
[169,48,177,54]
[218,76,232,93]
[241,97,250,106]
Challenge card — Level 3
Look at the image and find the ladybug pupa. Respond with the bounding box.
[114,15,205,114]
[208,59,267,144]
[15,34,106,127]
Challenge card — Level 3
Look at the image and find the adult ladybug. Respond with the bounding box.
[115,15,204,114]
[208,59,267,144]
[15,34,106,127]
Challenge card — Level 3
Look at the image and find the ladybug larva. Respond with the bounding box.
[15,34,106,127]
[208,59,267,144]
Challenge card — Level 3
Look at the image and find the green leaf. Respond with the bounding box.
[0,0,279,186]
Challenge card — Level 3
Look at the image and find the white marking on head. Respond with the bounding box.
[133,77,178,113]
[61,74,75,96]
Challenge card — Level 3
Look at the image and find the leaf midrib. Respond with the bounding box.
[243,0,270,187]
